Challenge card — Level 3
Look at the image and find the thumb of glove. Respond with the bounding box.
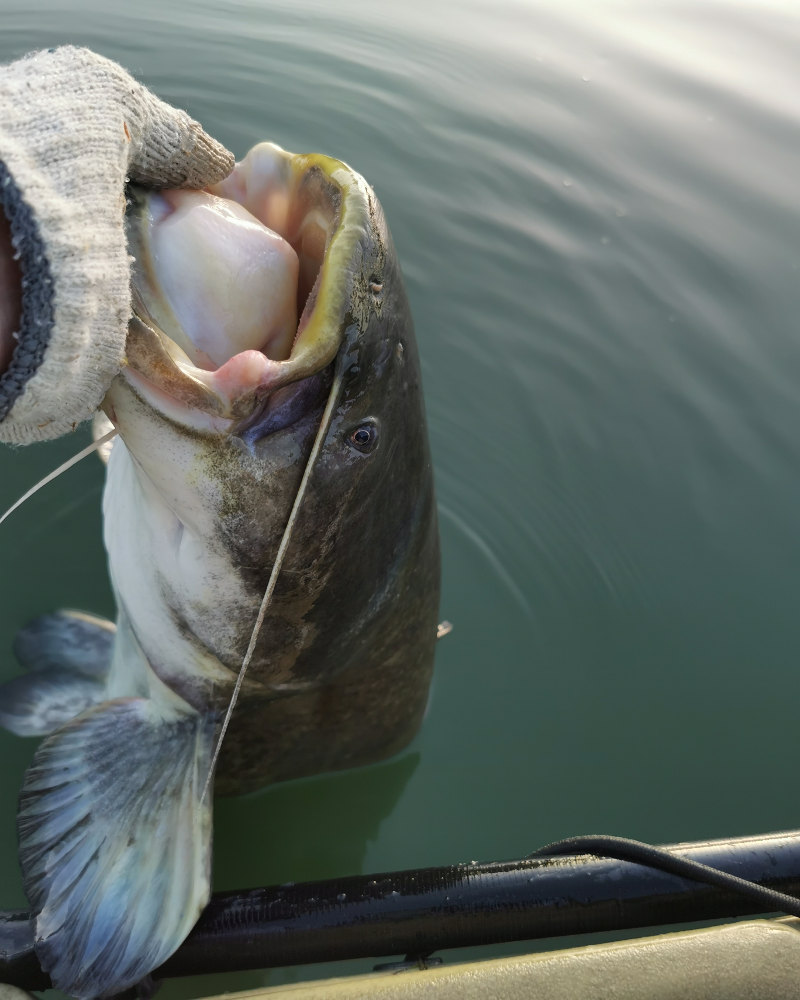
[123,83,235,189]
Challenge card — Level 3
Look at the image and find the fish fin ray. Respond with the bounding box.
[14,610,115,677]
[19,697,214,999]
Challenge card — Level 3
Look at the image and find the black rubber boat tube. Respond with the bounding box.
[2,829,800,989]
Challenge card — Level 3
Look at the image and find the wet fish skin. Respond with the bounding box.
[106,164,440,794]
[213,195,440,792]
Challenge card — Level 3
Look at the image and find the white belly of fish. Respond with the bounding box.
[102,433,247,703]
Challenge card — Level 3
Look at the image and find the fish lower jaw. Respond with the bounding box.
[121,330,299,429]
[117,365,234,434]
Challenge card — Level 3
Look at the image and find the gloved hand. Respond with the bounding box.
[0,46,235,444]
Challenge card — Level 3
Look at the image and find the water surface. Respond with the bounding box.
[2,0,800,993]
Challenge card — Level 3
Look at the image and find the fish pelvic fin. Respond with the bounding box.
[19,696,215,999]
[0,611,115,737]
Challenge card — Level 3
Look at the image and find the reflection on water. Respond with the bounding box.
[2,0,800,993]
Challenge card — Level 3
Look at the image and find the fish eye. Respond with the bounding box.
[348,421,379,453]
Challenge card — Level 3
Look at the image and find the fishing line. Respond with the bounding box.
[0,427,118,528]
[532,834,800,917]
[201,369,345,804]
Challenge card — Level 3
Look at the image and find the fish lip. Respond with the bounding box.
[123,143,377,433]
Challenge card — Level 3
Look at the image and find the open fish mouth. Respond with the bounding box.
[124,142,375,434]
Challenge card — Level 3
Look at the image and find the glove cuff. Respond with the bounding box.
[0,138,129,445]
[0,158,56,434]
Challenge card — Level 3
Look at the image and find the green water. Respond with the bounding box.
[3,0,800,993]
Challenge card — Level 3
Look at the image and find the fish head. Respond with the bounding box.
[104,143,440,788]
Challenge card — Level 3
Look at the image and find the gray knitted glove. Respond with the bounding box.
[0,46,235,444]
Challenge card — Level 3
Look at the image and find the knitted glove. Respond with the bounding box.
[0,46,235,444]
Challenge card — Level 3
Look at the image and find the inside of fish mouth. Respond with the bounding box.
[126,147,344,407]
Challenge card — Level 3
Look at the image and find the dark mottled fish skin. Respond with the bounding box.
[111,181,440,793]
[214,193,440,792]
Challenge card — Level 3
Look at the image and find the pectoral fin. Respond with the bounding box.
[13,610,115,676]
[19,697,215,999]
[0,669,107,737]
[0,611,115,737]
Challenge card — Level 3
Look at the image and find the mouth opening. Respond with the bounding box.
[124,142,368,432]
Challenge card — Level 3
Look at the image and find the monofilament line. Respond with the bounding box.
[0,427,118,527]
[200,370,344,804]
